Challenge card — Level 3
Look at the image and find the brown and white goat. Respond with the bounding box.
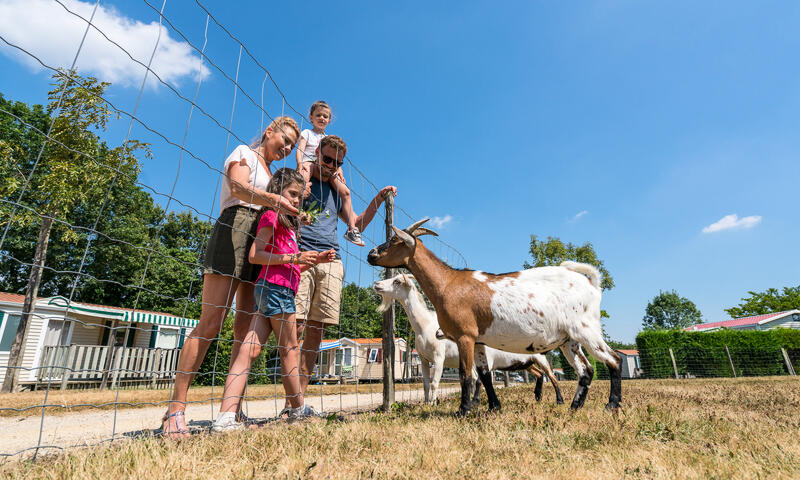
[374,273,564,406]
[367,219,622,415]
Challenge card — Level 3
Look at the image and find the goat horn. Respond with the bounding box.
[392,226,416,249]
[412,227,438,238]
[405,218,430,234]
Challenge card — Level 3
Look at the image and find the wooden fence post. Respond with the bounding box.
[524,370,529,383]
[725,345,736,378]
[668,348,679,379]
[781,348,796,376]
[503,371,510,387]
[60,344,76,390]
[381,192,396,411]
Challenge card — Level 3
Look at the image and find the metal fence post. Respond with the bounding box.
[668,348,679,379]
[781,348,796,376]
[725,345,736,378]
[381,192,396,411]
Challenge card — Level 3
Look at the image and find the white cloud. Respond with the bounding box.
[570,210,589,222]
[429,215,453,229]
[0,0,209,88]
[702,214,762,234]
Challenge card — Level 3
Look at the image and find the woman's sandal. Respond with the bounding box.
[161,410,191,439]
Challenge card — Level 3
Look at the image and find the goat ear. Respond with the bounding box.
[405,218,430,234]
[392,226,415,248]
[412,227,438,238]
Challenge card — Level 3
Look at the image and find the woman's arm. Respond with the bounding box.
[229,160,299,216]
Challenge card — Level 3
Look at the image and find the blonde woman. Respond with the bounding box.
[162,117,300,438]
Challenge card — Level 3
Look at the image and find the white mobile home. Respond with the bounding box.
[0,292,197,389]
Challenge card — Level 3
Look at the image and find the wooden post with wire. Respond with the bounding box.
[725,345,736,378]
[381,192,396,411]
[669,348,679,379]
[781,348,796,376]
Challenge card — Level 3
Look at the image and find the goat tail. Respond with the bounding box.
[560,261,601,290]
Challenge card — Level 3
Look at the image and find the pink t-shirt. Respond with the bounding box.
[255,210,301,293]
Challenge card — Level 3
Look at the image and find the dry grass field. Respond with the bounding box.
[2,376,799,479]
[0,382,438,417]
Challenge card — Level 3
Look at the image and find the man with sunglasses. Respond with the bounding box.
[293,135,397,409]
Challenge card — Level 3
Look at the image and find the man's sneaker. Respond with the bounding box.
[212,413,244,432]
[287,404,321,420]
[344,227,365,247]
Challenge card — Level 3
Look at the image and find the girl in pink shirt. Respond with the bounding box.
[214,168,334,430]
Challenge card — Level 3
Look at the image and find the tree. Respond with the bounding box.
[335,283,410,341]
[724,286,800,318]
[524,235,614,291]
[524,235,614,322]
[642,290,703,330]
[0,70,147,392]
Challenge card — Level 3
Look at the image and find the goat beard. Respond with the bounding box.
[376,296,392,313]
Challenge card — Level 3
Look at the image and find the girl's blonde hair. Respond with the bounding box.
[263,167,304,233]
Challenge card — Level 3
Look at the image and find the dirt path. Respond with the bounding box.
[1,386,459,457]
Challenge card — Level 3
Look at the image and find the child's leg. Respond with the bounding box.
[218,316,272,414]
[329,170,356,230]
[270,313,303,409]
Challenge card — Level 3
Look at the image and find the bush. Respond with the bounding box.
[635,328,800,378]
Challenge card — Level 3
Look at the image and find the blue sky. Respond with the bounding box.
[1,1,798,343]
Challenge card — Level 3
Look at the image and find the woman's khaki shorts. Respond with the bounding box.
[202,205,261,283]
[295,259,344,325]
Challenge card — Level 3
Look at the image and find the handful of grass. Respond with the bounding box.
[300,200,331,224]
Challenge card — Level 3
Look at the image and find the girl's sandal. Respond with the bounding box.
[161,410,191,439]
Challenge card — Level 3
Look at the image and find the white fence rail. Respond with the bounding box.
[36,345,180,389]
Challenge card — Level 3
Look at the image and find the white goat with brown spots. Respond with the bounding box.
[374,273,564,406]
[367,219,622,416]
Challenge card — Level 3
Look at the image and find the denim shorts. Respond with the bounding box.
[254,280,296,317]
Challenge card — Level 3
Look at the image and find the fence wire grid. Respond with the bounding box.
[0,0,469,459]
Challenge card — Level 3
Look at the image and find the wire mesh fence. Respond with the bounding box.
[0,0,469,459]
[635,345,800,379]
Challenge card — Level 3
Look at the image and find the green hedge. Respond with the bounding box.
[635,328,800,379]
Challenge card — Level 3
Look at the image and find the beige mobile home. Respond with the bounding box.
[313,337,420,383]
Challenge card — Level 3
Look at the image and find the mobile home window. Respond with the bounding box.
[0,314,22,351]
[368,348,378,363]
[344,347,352,366]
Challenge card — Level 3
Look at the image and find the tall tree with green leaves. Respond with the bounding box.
[724,286,800,318]
[524,235,614,323]
[524,235,615,291]
[0,70,147,392]
[642,290,703,331]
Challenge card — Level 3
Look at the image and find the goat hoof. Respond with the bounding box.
[556,399,565,405]
[605,401,621,411]
[455,408,470,418]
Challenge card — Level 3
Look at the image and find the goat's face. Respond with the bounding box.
[374,274,415,312]
[367,218,438,268]
[367,227,416,268]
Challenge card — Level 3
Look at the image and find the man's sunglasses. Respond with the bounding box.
[321,154,344,168]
